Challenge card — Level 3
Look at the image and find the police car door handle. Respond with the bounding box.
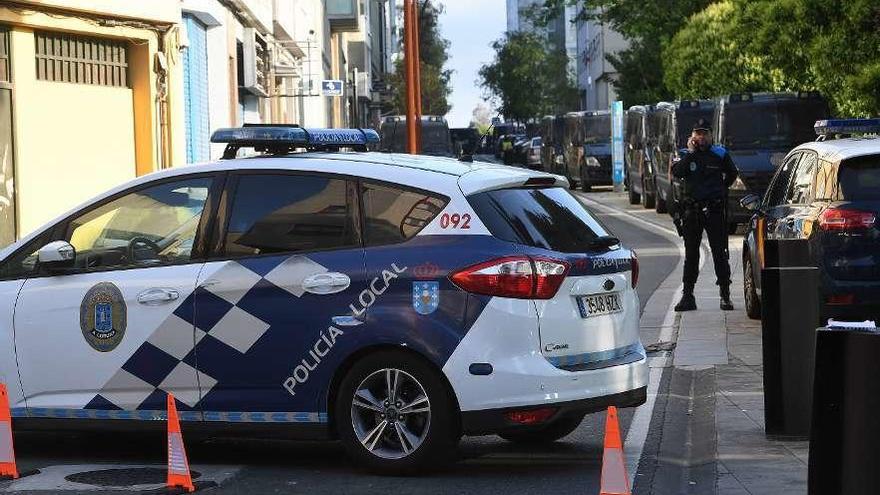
[136,288,180,305]
[302,272,351,295]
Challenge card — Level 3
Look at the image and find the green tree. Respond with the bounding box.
[478,31,579,121]
[386,0,453,116]
[662,1,785,100]
[530,0,712,105]
[739,0,880,116]
[664,0,880,116]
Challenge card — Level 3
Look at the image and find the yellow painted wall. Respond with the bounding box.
[11,29,136,235]
[13,0,180,24]
[0,4,185,240]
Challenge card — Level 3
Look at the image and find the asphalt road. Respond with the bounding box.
[5,185,681,495]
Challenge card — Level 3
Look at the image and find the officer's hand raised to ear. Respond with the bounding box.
[687,136,697,152]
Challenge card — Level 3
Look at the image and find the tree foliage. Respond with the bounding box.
[386,0,452,116]
[533,0,880,115]
[478,31,579,121]
[663,0,880,115]
[662,2,785,100]
[530,0,711,105]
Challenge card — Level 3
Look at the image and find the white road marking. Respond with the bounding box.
[576,193,707,487]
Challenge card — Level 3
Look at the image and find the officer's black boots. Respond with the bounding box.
[720,285,734,311]
[675,287,697,312]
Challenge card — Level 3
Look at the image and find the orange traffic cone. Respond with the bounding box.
[599,406,631,495]
[0,383,19,480]
[166,393,195,493]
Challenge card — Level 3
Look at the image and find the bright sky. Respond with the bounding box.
[437,0,507,127]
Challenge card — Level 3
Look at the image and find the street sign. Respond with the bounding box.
[611,101,625,192]
[321,80,343,97]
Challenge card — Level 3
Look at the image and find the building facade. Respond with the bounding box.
[576,15,628,111]
[0,0,398,249]
[505,0,565,51]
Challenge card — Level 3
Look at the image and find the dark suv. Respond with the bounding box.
[652,100,715,214]
[741,119,880,322]
[715,92,829,233]
[624,105,657,208]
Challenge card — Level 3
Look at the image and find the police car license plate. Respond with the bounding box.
[579,292,623,318]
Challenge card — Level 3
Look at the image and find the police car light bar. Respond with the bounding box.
[210,125,380,159]
[814,118,880,137]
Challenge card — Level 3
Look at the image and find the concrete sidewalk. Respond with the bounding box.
[640,228,809,494]
[712,244,808,495]
[578,191,808,494]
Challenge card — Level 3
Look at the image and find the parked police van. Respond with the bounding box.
[652,100,715,214]
[624,105,657,208]
[0,126,647,474]
[714,92,829,233]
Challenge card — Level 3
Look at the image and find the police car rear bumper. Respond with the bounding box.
[461,385,647,435]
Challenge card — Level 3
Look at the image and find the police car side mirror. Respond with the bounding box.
[38,241,76,271]
[740,194,762,213]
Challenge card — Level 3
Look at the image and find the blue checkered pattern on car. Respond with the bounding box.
[83,254,328,423]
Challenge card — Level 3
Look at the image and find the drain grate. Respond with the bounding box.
[65,468,202,487]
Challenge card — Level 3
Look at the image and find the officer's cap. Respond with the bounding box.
[692,118,712,133]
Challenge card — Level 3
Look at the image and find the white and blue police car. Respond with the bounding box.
[0,127,647,473]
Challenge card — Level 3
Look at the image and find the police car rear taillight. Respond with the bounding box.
[449,256,569,299]
[818,208,876,231]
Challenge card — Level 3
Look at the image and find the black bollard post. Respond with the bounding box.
[760,239,820,438]
[809,327,880,494]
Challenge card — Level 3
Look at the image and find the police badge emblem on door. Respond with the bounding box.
[80,282,127,352]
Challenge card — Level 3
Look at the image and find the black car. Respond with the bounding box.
[652,100,715,214]
[624,105,657,208]
[450,127,481,157]
[715,92,830,233]
[741,119,880,322]
[380,115,453,156]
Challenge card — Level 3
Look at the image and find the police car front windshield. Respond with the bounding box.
[725,101,827,149]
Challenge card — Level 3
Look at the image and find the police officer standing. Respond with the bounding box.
[673,118,738,312]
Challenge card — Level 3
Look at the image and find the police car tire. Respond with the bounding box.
[641,179,656,209]
[655,182,668,214]
[743,256,761,320]
[628,187,641,205]
[335,350,458,474]
[580,168,592,192]
[498,414,584,444]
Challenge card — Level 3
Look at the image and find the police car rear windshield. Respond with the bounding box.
[468,187,609,253]
[724,100,827,149]
[838,155,880,201]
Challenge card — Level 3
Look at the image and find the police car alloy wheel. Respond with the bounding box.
[336,351,457,473]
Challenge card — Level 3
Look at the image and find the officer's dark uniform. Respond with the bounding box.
[672,120,738,311]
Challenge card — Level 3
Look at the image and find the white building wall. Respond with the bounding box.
[293,0,330,127]
[181,0,236,160]
[564,4,577,80]
[577,16,628,111]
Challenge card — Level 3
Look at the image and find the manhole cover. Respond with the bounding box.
[65,468,202,487]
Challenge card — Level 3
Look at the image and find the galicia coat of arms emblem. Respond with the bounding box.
[412,281,440,315]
